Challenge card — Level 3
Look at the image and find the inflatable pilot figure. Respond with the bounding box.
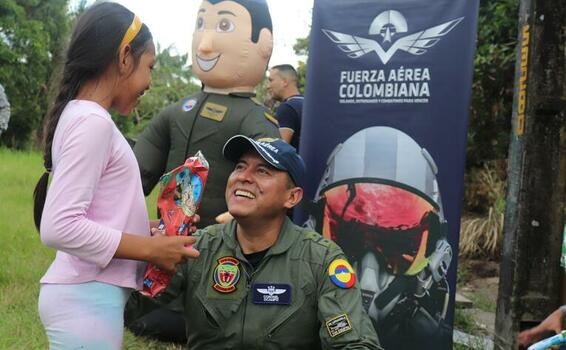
[306,126,454,349]
[126,0,279,343]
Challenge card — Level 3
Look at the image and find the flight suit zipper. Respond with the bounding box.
[239,255,270,348]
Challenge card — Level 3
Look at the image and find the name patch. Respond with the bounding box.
[252,283,291,305]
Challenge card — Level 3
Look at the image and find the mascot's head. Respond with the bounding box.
[192,0,273,93]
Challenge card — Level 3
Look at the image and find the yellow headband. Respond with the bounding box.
[119,15,142,50]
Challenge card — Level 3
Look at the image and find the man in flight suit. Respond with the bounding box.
[127,0,279,342]
[155,135,382,349]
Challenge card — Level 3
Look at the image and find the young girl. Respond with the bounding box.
[32,3,199,349]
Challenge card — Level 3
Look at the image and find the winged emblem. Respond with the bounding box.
[257,285,286,296]
[322,16,464,64]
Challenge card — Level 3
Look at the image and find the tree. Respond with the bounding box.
[0,0,71,149]
[467,0,519,168]
[293,37,309,94]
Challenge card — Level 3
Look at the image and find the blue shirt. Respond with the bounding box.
[275,95,303,150]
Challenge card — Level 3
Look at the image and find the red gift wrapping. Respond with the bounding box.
[141,151,209,297]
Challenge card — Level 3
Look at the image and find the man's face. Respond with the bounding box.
[225,151,293,220]
[267,69,285,101]
[192,1,273,91]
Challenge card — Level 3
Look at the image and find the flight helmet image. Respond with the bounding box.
[306,126,452,349]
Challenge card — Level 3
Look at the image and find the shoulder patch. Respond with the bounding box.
[326,314,353,338]
[182,98,198,112]
[264,112,279,126]
[328,259,356,289]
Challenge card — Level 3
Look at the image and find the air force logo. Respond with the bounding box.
[252,283,292,305]
[322,10,464,64]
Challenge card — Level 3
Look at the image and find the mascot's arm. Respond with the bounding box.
[134,107,173,195]
[239,105,280,140]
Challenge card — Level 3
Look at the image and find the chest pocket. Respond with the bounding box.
[260,260,319,348]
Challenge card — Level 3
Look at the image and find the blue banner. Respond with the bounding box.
[299,0,479,348]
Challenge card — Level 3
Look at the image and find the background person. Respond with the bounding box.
[518,306,566,348]
[152,135,382,349]
[0,83,10,137]
[267,64,303,149]
[33,4,199,349]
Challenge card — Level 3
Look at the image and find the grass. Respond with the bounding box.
[0,148,181,349]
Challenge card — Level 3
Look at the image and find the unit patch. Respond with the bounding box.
[252,283,291,305]
[328,259,356,289]
[182,98,198,112]
[326,314,352,338]
[213,256,240,293]
[200,102,227,121]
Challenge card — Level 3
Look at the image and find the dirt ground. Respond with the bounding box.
[456,257,500,336]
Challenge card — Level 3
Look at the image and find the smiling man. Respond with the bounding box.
[128,0,280,343]
[152,136,382,349]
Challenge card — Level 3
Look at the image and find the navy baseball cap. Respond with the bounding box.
[222,135,306,188]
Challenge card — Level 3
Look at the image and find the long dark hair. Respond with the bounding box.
[33,2,153,231]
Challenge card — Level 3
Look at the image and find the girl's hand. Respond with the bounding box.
[146,234,200,274]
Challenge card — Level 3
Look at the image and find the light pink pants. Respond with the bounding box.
[38,281,131,350]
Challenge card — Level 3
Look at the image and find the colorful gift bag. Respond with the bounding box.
[142,151,209,297]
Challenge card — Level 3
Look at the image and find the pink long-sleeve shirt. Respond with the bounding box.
[40,100,149,290]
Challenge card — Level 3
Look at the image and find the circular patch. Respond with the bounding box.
[213,257,241,293]
[328,259,356,289]
[182,98,198,112]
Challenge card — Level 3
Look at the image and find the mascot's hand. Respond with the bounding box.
[215,211,233,224]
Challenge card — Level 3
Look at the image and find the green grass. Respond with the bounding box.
[0,148,181,349]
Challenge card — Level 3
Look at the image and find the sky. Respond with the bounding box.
[71,0,314,67]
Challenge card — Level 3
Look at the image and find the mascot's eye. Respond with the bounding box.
[197,17,205,31]
[216,18,235,33]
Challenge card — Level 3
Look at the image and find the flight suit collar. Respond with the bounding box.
[220,217,299,257]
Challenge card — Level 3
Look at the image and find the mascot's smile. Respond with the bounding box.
[197,55,220,72]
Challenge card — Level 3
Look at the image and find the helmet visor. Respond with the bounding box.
[320,180,439,275]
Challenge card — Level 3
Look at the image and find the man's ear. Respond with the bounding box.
[284,187,304,209]
[257,28,273,60]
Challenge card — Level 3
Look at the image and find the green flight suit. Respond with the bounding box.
[156,218,382,349]
[133,91,279,227]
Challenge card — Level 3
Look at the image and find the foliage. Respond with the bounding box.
[292,37,308,94]
[0,0,71,149]
[467,0,519,168]
[460,162,506,257]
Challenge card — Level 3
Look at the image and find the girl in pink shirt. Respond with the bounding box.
[32,3,199,349]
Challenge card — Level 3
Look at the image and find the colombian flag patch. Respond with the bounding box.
[328,259,356,289]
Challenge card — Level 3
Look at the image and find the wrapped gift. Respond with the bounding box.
[142,151,209,297]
